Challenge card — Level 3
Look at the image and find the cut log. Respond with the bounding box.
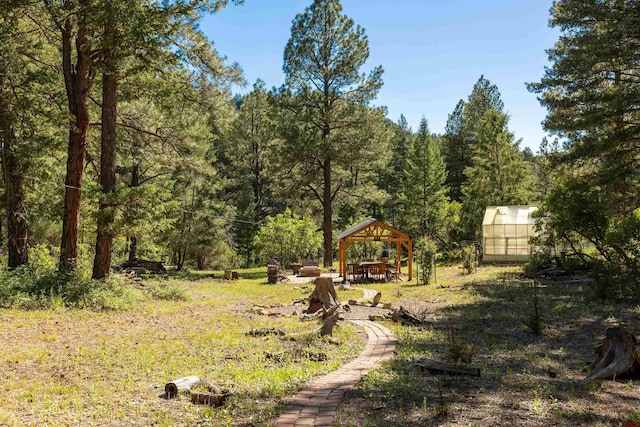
[165,375,200,398]
[267,265,279,284]
[372,292,382,306]
[587,326,640,379]
[320,304,341,337]
[307,277,340,312]
[412,357,480,376]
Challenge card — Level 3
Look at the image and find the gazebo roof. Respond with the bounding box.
[337,218,410,242]
[337,218,378,240]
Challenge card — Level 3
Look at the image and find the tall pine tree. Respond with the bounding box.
[279,0,385,267]
[402,118,449,240]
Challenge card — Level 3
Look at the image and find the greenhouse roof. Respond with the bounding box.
[483,205,538,226]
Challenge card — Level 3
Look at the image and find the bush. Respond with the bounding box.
[253,209,322,266]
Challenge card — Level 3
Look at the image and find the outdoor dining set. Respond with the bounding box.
[346,258,401,283]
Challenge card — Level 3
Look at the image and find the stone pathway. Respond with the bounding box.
[275,288,398,427]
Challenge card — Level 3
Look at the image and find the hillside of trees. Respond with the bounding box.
[1,0,638,300]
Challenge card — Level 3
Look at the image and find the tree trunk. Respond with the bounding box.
[127,163,140,262]
[176,245,185,271]
[322,158,333,268]
[59,4,92,273]
[0,74,29,268]
[92,71,118,279]
[128,236,138,262]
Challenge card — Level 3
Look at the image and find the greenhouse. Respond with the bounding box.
[482,206,538,262]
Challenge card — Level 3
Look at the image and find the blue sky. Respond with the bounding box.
[202,0,559,152]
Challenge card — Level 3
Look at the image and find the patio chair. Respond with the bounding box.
[370,263,386,282]
[346,263,363,282]
[386,261,400,282]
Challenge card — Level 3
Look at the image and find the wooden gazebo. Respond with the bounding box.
[337,218,413,280]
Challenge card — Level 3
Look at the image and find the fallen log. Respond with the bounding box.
[122,259,166,274]
[247,328,286,337]
[411,357,480,376]
[389,306,423,327]
[165,375,200,398]
[190,391,230,407]
[320,304,341,337]
[587,326,640,379]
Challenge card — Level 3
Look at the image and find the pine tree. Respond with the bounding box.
[528,0,640,214]
[444,76,505,202]
[460,110,534,241]
[528,0,640,279]
[0,3,64,268]
[279,0,386,267]
[402,118,449,240]
[379,115,413,226]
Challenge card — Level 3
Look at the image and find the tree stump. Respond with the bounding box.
[307,277,339,313]
[587,326,640,379]
[588,327,640,379]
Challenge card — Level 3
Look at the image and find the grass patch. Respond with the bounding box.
[3,264,640,426]
[335,265,640,426]
[0,271,364,426]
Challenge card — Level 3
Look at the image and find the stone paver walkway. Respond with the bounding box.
[275,288,397,427]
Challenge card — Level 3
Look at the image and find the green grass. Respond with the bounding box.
[0,271,364,426]
[335,265,640,426]
[2,264,639,426]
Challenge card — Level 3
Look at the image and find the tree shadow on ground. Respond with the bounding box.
[336,273,640,426]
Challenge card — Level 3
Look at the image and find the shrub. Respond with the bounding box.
[253,209,322,266]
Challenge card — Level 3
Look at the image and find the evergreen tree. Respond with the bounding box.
[528,0,640,280]
[279,0,386,267]
[379,115,413,226]
[460,110,534,241]
[528,0,640,215]
[443,100,466,202]
[444,76,505,202]
[402,118,449,240]
[219,80,277,266]
[0,3,64,268]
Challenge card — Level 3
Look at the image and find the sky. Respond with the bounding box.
[201,0,560,152]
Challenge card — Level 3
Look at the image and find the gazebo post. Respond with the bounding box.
[408,240,413,281]
[339,239,345,278]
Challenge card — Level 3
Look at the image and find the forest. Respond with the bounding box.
[0,0,639,304]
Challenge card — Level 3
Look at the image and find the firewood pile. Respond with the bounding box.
[121,259,166,274]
